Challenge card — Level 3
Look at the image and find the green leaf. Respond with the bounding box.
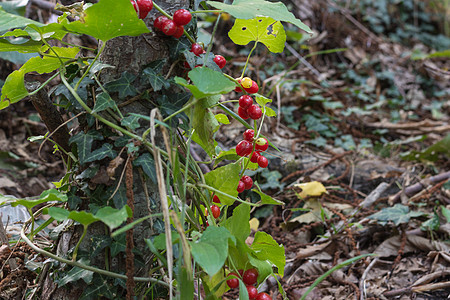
[189,226,234,276]
[92,92,118,113]
[252,188,283,205]
[133,153,156,183]
[63,0,149,42]
[11,189,67,210]
[204,163,241,205]
[215,113,229,124]
[367,204,425,226]
[0,46,79,109]
[206,0,312,34]
[228,17,286,53]
[57,261,94,286]
[175,67,235,99]
[26,23,68,41]
[0,0,28,15]
[238,279,250,300]
[0,39,45,53]
[400,134,450,162]
[442,206,450,223]
[69,130,104,165]
[263,106,276,117]
[121,114,141,130]
[95,205,132,230]
[104,71,138,99]
[222,204,251,242]
[0,7,43,32]
[191,105,219,158]
[142,67,171,91]
[251,231,285,275]
[84,143,117,163]
[48,207,70,221]
[68,210,100,226]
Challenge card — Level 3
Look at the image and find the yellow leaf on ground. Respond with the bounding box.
[294,181,328,198]
[249,217,259,231]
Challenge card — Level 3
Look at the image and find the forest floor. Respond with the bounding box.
[1,0,449,299]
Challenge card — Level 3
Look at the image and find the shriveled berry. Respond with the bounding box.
[256,292,271,300]
[173,9,192,26]
[154,15,168,31]
[250,151,260,163]
[247,104,262,120]
[190,43,203,56]
[257,155,268,168]
[237,181,245,193]
[243,268,258,285]
[238,107,249,119]
[172,25,184,38]
[239,95,253,109]
[255,138,268,151]
[162,19,177,36]
[213,195,220,203]
[227,272,239,289]
[236,140,252,157]
[243,129,254,142]
[241,77,252,89]
[247,285,258,300]
[244,80,259,94]
[213,55,226,69]
[241,175,253,190]
[210,205,220,219]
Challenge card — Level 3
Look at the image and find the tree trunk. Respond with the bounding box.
[41,1,190,299]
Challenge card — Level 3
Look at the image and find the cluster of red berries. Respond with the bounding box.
[226,268,270,300]
[237,175,253,193]
[238,95,262,120]
[153,8,191,38]
[187,43,227,70]
[131,0,153,19]
[235,129,269,169]
[235,76,259,94]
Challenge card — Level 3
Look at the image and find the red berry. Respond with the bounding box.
[243,268,258,285]
[239,95,253,109]
[183,61,191,69]
[190,43,203,56]
[210,205,220,219]
[247,285,258,300]
[213,55,226,69]
[247,104,262,120]
[243,129,254,142]
[135,0,153,19]
[255,138,268,151]
[236,140,252,157]
[238,269,244,277]
[234,79,242,92]
[257,155,268,168]
[237,181,245,193]
[173,9,192,26]
[256,292,271,300]
[172,25,184,38]
[227,273,239,289]
[162,19,177,36]
[241,175,253,190]
[250,151,260,163]
[154,16,168,31]
[204,220,209,227]
[244,80,259,94]
[238,107,249,119]
[213,195,220,203]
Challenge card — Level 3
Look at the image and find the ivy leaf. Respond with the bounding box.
[84,143,117,163]
[367,204,425,226]
[189,226,234,276]
[207,0,312,34]
[69,130,104,165]
[63,0,149,42]
[104,71,138,99]
[228,17,286,53]
[204,163,240,206]
[92,92,118,114]
[121,114,141,130]
[57,260,94,286]
[250,231,285,275]
[133,153,156,183]
[142,67,170,91]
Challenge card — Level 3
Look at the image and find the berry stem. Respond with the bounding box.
[203,11,222,66]
[190,10,223,14]
[240,41,258,78]
[195,183,260,207]
[75,41,106,91]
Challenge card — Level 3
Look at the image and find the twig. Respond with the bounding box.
[359,257,378,300]
[390,171,450,202]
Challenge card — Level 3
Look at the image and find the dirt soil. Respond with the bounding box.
[1,0,449,299]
